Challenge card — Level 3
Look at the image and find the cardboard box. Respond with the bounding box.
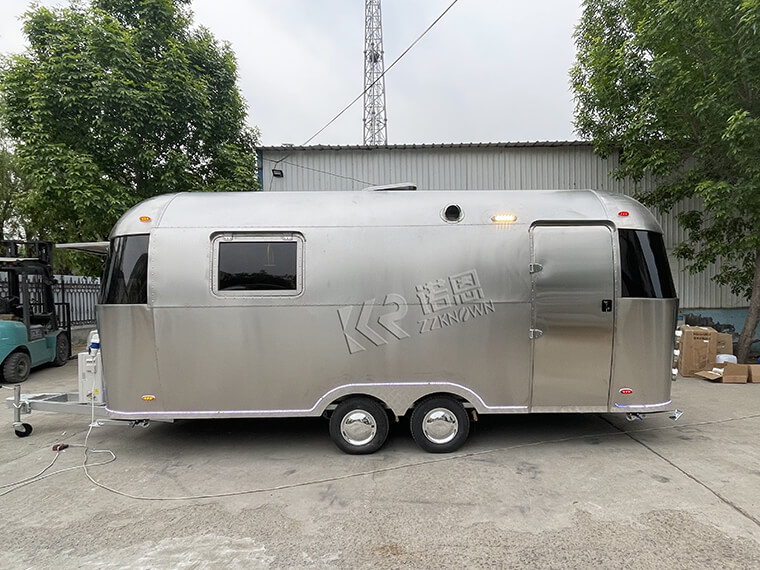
[716,332,733,355]
[720,363,749,383]
[677,326,718,377]
[696,363,749,383]
[748,365,760,383]
[694,369,723,381]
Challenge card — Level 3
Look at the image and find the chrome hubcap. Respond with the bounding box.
[422,408,458,444]
[340,409,377,446]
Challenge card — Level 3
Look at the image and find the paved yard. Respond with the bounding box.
[2,361,760,569]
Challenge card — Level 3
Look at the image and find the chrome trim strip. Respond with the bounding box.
[613,399,672,410]
[104,381,529,419]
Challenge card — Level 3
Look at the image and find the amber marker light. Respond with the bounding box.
[139,216,152,222]
[142,395,156,401]
[491,214,518,223]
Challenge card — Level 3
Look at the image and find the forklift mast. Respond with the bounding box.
[0,240,59,339]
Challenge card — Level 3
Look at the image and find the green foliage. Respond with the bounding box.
[572,0,760,299]
[0,134,29,241]
[0,0,258,260]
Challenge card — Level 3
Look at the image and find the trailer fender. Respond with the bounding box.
[314,382,482,417]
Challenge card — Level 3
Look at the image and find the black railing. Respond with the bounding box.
[0,275,100,326]
[55,276,100,326]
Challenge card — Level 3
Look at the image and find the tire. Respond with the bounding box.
[53,333,70,366]
[3,352,31,384]
[329,397,390,455]
[410,396,470,453]
[14,423,33,438]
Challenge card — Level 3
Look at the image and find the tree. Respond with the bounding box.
[0,134,29,241]
[0,0,258,253]
[572,0,760,361]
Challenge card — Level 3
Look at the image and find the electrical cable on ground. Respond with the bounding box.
[0,452,60,491]
[4,411,760,503]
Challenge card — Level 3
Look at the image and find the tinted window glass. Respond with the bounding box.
[218,241,297,291]
[101,235,150,304]
[619,230,677,298]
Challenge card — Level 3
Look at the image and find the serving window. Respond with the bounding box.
[213,234,303,296]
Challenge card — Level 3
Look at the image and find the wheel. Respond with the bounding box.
[329,397,390,455]
[53,333,70,366]
[410,396,470,453]
[14,423,33,438]
[3,352,31,383]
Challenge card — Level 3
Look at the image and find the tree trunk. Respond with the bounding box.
[737,248,760,363]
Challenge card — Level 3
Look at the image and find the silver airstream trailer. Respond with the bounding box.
[8,188,679,453]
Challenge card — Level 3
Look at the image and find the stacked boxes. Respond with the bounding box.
[677,326,718,377]
[716,332,733,354]
[678,325,759,383]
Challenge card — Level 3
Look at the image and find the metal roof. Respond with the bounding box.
[112,189,659,233]
[257,141,592,152]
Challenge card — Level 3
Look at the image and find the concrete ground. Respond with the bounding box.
[2,362,760,569]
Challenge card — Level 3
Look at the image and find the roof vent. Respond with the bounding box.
[364,183,417,191]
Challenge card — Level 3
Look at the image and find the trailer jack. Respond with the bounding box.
[10,384,33,437]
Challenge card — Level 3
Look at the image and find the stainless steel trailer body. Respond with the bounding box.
[10,189,680,452]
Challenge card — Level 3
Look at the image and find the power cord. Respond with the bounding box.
[5,410,760,502]
[0,431,115,498]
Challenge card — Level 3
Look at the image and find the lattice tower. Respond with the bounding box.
[363,0,387,145]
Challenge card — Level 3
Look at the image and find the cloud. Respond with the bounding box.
[0,0,584,145]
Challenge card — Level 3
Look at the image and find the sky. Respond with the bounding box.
[0,0,585,146]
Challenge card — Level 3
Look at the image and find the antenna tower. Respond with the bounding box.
[363,0,387,145]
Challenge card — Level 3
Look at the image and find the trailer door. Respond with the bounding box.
[530,225,614,410]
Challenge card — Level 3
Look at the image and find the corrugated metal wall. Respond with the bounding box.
[259,144,744,310]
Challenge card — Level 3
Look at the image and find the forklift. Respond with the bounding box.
[0,241,71,384]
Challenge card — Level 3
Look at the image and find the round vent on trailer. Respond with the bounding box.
[442,204,463,223]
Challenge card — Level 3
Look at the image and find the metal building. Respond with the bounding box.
[257,141,746,322]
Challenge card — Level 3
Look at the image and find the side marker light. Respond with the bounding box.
[618,211,630,217]
[139,216,152,222]
[142,395,156,402]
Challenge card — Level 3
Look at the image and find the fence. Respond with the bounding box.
[0,275,100,327]
[56,276,100,326]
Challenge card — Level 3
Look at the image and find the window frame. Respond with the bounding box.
[618,229,677,299]
[211,232,304,298]
[100,234,150,305]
